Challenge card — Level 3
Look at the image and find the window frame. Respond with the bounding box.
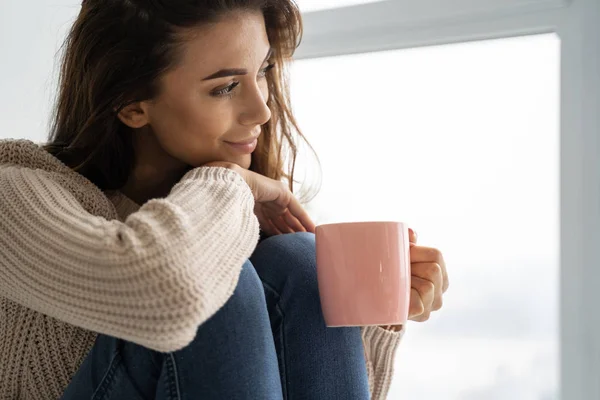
[296,1,598,398]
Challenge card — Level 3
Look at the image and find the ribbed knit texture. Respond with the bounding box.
[0,139,402,400]
[362,326,404,399]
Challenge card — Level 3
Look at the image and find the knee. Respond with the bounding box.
[253,232,318,297]
[228,260,268,313]
[257,232,316,263]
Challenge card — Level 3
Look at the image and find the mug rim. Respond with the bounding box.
[316,220,408,229]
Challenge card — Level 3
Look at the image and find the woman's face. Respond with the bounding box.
[122,10,273,171]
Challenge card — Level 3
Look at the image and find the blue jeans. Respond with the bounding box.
[61,233,370,400]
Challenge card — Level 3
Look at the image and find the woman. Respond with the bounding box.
[0,0,449,399]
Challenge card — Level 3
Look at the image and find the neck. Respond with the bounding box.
[121,129,189,205]
[121,165,187,205]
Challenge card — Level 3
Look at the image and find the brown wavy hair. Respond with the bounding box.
[45,0,318,200]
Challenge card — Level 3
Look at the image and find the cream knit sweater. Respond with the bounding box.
[0,139,402,400]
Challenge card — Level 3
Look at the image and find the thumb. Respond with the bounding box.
[408,228,418,245]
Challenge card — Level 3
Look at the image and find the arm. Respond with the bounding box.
[0,165,259,352]
[362,326,404,399]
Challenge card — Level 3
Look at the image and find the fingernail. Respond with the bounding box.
[408,228,417,244]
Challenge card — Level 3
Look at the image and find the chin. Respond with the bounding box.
[236,155,252,170]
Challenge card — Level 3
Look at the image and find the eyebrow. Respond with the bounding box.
[202,48,274,81]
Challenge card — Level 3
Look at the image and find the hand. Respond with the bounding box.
[204,162,315,236]
[407,228,449,322]
[382,228,449,331]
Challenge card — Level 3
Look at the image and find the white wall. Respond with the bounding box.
[0,1,79,142]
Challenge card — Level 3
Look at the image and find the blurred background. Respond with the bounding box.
[291,32,559,400]
[0,1,559,399]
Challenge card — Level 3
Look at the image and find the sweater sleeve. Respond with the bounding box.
[0,165,259,353]
[362,326,404,399]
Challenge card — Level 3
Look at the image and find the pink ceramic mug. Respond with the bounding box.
[315,221,411,327]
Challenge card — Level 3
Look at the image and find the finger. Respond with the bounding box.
[408,228,417,245]
[261,224,279,237]
[411,276,435,318]
[410,246,449,293]
[282,209,306,233]
[259,202,302,234]
[273,215,295,235]
[408,288,424,319]
[255,211,278,237]
[411,262,444,311]
[441,258,449,293]
[265,218,284,236]
[411,312,431,323]
[287,198,316,233]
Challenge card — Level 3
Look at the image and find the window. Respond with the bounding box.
[291,34,560,399]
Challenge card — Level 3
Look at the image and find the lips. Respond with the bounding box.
[224,136,259,154]
[225,137,258,146]
[225,131,261,145]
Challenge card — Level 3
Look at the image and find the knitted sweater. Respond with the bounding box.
[0,139,402,399]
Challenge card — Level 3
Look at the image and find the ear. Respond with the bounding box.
[117,101,150,129]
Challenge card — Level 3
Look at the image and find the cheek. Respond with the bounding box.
[149,99,232,164]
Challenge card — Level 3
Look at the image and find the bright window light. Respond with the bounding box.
[290,34,560,400]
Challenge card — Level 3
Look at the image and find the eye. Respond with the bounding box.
[258,63,275,78]
[210,64,275,98]
[212,81,240,97]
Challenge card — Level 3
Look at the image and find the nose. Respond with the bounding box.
[238,81,272,127]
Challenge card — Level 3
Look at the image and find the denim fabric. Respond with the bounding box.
[61,233,369,400]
